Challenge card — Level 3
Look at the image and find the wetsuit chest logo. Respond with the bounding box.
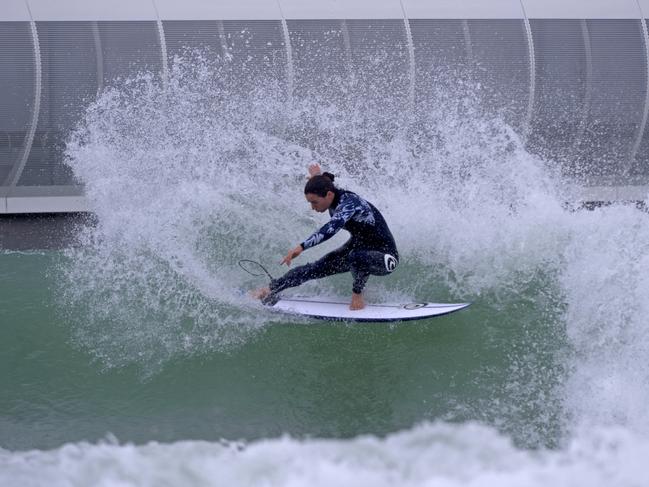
[384,254,397,272]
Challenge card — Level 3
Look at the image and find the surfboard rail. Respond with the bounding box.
[270,296,471,323]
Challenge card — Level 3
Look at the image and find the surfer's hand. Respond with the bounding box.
[281,245,303,266]
[308,163,321,178]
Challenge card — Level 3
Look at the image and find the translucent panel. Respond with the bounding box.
[98,21,163,86]
[527,20,588,165]
[163,20,224,62]
[346,19,410,111]
[164,20,287,99]
[466,20,529,132]
[3,17,649,195]
[287,20,349,100]
[19,22,98,186]
[628,21,649,180]
[221,20,287,98]
[575,20,646,178]
[409,20,468,104]
[0,22,34,185]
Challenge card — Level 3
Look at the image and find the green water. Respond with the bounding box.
[0,251,565,452]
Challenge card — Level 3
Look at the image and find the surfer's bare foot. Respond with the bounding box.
[350,292,365,310]
[251,287,271,300]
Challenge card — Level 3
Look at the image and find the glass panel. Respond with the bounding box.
[527,20,588,167]
[0,22,34,186]
[163,20,223,62]
[466,20,530,132]
[627,21,649,181]
[576,20,645,179]
[99,21,163,87]
[346,19,409,111]
[221,20,287,98]
[409,19,468,104]
[287,19,349,101]
[19,21,98,186]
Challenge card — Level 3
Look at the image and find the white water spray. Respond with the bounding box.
[61,51,649,442]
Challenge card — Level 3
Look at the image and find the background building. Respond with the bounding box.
[2,0,649,214]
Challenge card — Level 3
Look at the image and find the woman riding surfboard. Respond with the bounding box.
[253,164,399,310]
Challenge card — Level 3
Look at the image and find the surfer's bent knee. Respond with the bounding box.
[348,249,398,276]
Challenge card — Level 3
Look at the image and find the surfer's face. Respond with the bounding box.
[306,191,334,212]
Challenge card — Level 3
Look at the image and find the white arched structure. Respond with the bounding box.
[1,0,649,213]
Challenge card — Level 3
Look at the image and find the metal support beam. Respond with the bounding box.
[152,1,169,84]
[462,20,474,65]
[216,20,228,59]
[403,18,415,113]
[157,19,168,83]
[572,19,593,155]
[280,18,294,106]
[276,0,293,106]
[520,1,536,143]
[399,0,415,115]
[91,21,104,94]
[340,19,353,81]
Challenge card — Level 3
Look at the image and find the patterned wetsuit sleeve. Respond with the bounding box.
[301,198,358,250]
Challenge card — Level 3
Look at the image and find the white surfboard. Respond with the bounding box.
[271,296,470,322]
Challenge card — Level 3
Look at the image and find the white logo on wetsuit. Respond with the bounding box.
[384,254,397,272]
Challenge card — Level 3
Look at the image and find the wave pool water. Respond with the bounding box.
[1,51,648,485]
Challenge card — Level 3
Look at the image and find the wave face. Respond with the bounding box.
[2,48,644,484]
[60,52,569,373]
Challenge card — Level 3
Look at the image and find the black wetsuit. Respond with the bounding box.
[269,189,398,296]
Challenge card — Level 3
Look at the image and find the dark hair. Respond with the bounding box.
[304,172,336,197]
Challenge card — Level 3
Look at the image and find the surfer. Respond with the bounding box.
[253,164,398,310]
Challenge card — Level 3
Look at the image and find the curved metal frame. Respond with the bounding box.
[276,0,293,105]
[4,15,41,187]
[280,18,294,106]
[520,1,536,143]
[572,19,593,156]
[91,21,104,94]
[399,1,415,115]
[152,2,169,84]
[402,19,415,113]
[157,19,168,82]
[462,20,474,65]
[340,19,353,81]
[216,20,228,58]
[628,4,649,174]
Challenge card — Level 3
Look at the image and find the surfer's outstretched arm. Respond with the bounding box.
[281,245,303,266]
[307,163,321,178]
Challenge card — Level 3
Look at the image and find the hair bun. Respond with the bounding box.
[322,172,335,182]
